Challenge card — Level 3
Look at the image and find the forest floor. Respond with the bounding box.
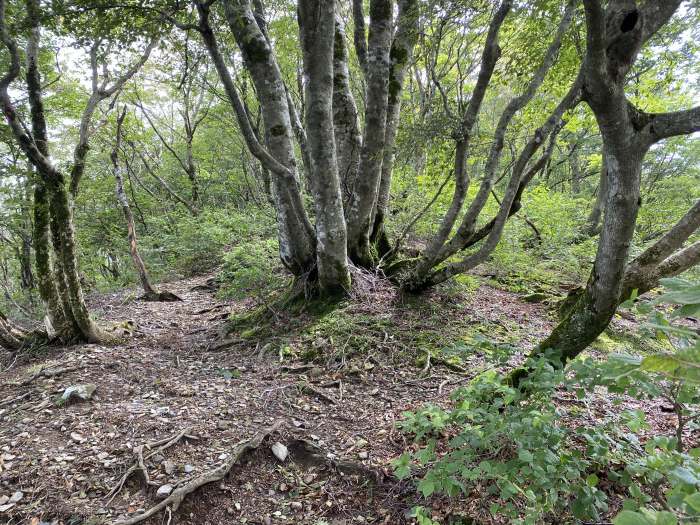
[0,272,694,525]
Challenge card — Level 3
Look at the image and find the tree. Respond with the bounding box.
[0,0,155,342]
[516,0,700,382]
[111,106,181,302]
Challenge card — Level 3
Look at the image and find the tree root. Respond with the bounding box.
[112,421,282,525]
[288,438,387,483]
[107,426,197,505]
[299,382,337,405]
[19,364,84,385]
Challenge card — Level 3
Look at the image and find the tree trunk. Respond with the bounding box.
[0,309,29,350]
[582,155,608,237]
[345,0,394,267]
[372,0,419,258]
[112,108,158,298]
[332,16,362,207]
[32,182,70,337]
[298,0,351,295]
[221,0,316,276]
[514,0,696,383]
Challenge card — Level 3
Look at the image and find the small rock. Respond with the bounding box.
[278,483,288,492]
[156,484,173,499]
[184,464,194,473]
[290,501,303,511]
[70,432,85,443]
[216,420,231,431]
[9,491,22,503]
[162,460,175,475]
[358,451,369,460]
[97,452,109,461]
[60,384,96,404]
[0,495,8,505]
[271,442,288,462]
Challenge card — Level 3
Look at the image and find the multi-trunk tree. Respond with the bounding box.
[165,0,586,299]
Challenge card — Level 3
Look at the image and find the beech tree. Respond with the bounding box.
[0,0,155,342]
[516,0,700,380]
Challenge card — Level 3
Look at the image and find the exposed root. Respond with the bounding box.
[288,438,387,483]
[112,421,283,525]
[106,426,197,505]
[19,364,84,385]
[299,382,337,405]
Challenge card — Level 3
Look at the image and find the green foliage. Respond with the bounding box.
[218,238,284,300]
[398,280,700,524]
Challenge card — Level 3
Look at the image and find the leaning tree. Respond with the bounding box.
[515,0,700,381]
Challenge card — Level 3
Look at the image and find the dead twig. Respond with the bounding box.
[112,420,283,525]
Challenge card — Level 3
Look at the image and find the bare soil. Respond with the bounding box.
[0,275,692,525]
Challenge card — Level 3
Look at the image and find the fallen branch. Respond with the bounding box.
[112,420,283,525]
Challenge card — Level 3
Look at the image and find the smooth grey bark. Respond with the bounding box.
[372,0,420,256]
[620,199,700,301]
[413,80,581,290]
[298,0,351,294]
[352,0,369,78]
[407,0,577,289]
[517,0,696,380]
[345,0,394,266]
[214,0,317,276]
[332,15,362,205]
[409,0,513,280]
[582,155,608,237]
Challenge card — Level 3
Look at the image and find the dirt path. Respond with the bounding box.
[0,275,485,524]
[0,275,688,525]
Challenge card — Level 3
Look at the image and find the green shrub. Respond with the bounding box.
[397,279,700,525]
[218,238,285,300]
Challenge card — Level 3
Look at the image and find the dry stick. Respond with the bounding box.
[112,421,283,525]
